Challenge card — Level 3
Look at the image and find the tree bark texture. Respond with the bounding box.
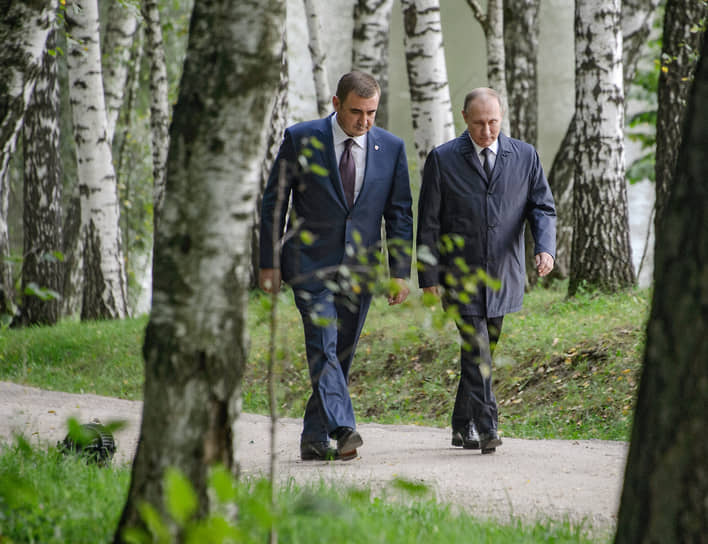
[549,0,661,281]
[21,25,63,326]
[101,0,139,144]
[115,0,285,539]
[303,0,331,117]
[569,0,635,296]
[142,0,170,221]
[0,0,57,317]
[352,0,394,129]
[615,36,708,544]
[252,36,288,288]
[654,0,707,230]
[65,0,128,320]
[400,0,455,170]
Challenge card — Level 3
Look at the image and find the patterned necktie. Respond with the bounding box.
[340,138,356,208]
[481,147,493,179]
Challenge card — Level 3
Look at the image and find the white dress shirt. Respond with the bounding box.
[470,136,499,172]
[332,114,367,203]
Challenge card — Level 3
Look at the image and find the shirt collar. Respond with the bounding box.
[469,134,499,156]
[332,113,367,149]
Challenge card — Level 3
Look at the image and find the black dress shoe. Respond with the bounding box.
[452,423,481,449]
[478,430,502,454]
[300,441,338,461]
[334,427,363,461]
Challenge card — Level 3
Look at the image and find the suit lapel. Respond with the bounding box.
[357,129,379,204]
[319,116,349,209]
[488,132,510,192]
[459,131,488,185]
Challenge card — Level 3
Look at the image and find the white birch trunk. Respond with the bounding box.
[22,24,63,326]
[303,0,331,117]
[142,0,170,219]
[101,0,139,144]
[570,0,634,295]
[400,0,455,168]
[65,0,128,319]
[0,0,57,315]
[466,0,510,136]
[117,0,286,535]
[352,0,394,129]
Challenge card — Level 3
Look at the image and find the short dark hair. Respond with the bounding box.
[335,71,381,103]
[463,87,504,114]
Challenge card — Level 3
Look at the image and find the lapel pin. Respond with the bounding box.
[374,145,379,151]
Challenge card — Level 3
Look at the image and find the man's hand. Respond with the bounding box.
[535,252,554,277]
[422,285,441,297]
[388,278,410,305]
[259,268,281,294]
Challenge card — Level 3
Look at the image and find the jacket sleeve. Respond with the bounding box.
[526,151,557,259]
[416,149,442,288]
[259,129,295,269]
[383,141,414,279]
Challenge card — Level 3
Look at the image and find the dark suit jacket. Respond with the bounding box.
[417,131,556,317]
[260,116,413,291]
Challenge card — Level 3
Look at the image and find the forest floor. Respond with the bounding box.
[0,381,626,537]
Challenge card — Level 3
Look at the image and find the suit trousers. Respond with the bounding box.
[452,314,504,434]
[294,287,372,443]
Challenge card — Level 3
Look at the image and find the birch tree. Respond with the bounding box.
[654,0,707,228]
[0,0,57,318]
[352,0,394,129]
[101,0,139,144]
[21,24,63,326]
[65,0,128,319]
[304,0,331,117]
[400,0,455,168]
[465,0,510,136]
[549,0,662,279]
[142,0,170,219]
[569,0,635,296]
[115,0,285,538]
[615,35,708,544]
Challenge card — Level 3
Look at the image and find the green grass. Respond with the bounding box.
[0,437,600,544]
[0,281,649,441]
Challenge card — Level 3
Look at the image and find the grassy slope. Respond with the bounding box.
[0,281,649,441]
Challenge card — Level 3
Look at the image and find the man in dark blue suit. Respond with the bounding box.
[417,87,556,454]
[260,71,413,461]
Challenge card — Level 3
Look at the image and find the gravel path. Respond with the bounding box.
[0,381,627,535]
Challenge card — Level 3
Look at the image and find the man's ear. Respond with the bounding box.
[332,95,340,112]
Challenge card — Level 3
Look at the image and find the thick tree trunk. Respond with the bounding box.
[352,0,394,129]
[615,36,708,544]
[252,36,288,288]
[654,0,707,229]
[142,0,170,220]
[569,0,635,296]
[101,0,139,144]
[0,0,57,318]
[21,25,63,327]
[549,0,662,280]
[303,0,331,117]
[65,0,128,320]
[400,0,455,169]
[114,0,285,539]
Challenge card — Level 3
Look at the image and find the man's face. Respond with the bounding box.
[333,92,379,137]
[462,95,502,148]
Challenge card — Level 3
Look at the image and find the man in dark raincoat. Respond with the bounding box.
[417,87,556,454]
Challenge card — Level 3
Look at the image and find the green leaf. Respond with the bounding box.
[137,501,171,544]
[300,230,315,245]
[165,467,198,526]
[309,163,328,177]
